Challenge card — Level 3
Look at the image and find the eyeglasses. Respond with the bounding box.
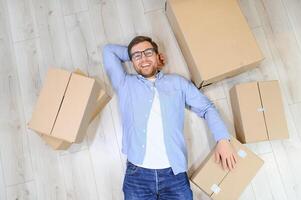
[131,48,156,61]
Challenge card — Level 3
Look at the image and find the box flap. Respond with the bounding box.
[258,81,289,140]
[28,68,71,135]
[41,135,72,150]
[73,69,87,76]
[231,82,268,143]
[166,0,264,86]
[90,89,112,123]
[211,138,264,200]
[52,73,100,143]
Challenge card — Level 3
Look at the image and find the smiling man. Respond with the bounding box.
[102,36,237,200]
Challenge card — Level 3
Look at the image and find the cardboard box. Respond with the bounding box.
[41,135,72,150]
[28,68,111,150]
[230,80,289,143]
[165,0,264,88]
[191,137,264,200]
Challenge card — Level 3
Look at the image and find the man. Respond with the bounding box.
[102,36,237,200]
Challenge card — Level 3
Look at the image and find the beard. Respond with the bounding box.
[137,65,158,78]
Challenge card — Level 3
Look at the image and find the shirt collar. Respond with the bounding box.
[137,70,164,81]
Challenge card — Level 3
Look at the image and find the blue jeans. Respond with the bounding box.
[123,161,193,200]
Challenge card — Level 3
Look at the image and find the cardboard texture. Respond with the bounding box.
[165,0,264,87]
[28,68,111,150]
[230,80,289,143]
[41,135,72,150]
[191,137,264,200]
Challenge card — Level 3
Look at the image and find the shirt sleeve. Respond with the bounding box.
[182,78,230,142]
[102,44,130,91]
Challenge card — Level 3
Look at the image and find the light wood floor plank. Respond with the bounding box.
[60,150,99,200]
[142,0,165,13]
[31,0,74,70]
[14,39,67,200]
[61,0,88,16]
[0,158,6,200]
[5,0,38,42]
[6,181,36,200]
[251,153,288,200]
[256,0,301,104]
[0,0,34,189]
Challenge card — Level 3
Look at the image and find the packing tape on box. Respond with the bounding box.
[257,107,265,112]
[237,149,247,158]
[211,184,221,194]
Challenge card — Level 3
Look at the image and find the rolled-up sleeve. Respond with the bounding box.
[182,78,230,142]
[102,44,130,91]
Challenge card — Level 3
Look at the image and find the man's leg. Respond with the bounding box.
[157,168,193,200]
[123,161,158,200]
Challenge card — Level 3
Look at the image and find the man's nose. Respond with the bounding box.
[140,53,148,62]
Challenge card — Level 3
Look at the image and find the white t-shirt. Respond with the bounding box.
[137,77,171,169]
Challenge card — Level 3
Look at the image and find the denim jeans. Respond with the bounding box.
[123,161,193,200]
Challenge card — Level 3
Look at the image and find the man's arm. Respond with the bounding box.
[102,44,130,91]
[182,78,237,170]
[183,79,230,141]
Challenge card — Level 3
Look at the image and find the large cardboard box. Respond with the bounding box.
[165,0,264,88]
[28,68,111,150]
[230,80,289,143]
[191,137,264,200]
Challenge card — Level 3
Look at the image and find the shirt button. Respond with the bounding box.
[142,145,145,148]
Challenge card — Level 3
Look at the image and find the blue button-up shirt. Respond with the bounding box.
[102,44,230,175]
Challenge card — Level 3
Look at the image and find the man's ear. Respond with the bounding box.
[157,53,165,69]
[156,53,161,62]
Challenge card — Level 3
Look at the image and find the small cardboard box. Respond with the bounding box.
[28,68,111,150]
[230,80,289,143]
[165,0,264,88]
[191,137,264,200]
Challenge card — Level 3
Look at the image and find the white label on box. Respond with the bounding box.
[257,107,265,112]
[211,184,221,194]
[238,149,247,158]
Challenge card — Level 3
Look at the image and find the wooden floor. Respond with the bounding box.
[0,0,301,199]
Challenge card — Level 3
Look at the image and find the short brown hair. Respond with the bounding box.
[128,36,159,60]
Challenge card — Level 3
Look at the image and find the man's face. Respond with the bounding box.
[130,41,160,78]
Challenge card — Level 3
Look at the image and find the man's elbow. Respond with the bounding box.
[102,44,113,55]
[201,102,216,118]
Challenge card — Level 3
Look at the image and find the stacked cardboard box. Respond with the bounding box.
[191,137,264,200]
[165,0,264,88]
[28,68,111,150]
[230,80,289,143]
